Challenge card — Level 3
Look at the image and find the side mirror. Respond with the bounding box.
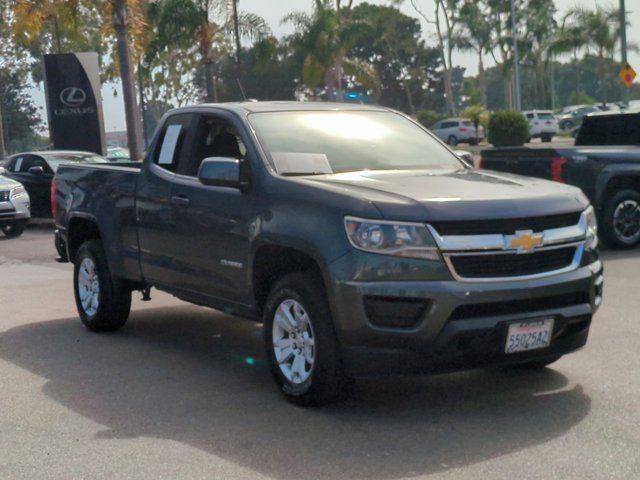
[28,166,45,176]
[197,157,242,189]
[454,150,474,166]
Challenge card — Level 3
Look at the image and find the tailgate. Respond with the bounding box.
[480,148,558,180]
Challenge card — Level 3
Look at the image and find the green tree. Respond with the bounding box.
[286,0,379,101]
[520,0,558,108]
[1,1,42,156]
[562,6,622,103]
[349,2,441,113]
[157,0,269,102]
[410,0,460,115]
[457,0,492,107]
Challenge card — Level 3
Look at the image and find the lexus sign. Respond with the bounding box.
[59,87,87,107]
[43,53,106,154]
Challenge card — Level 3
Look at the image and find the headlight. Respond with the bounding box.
[344,217,441,260]
[584,205,598,250]
[10,186,26,200]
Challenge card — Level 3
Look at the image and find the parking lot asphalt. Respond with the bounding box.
[0,229,639,480]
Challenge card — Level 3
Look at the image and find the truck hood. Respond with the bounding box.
[305,168,588,221]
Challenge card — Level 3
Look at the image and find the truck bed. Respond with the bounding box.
[54,162,142,282]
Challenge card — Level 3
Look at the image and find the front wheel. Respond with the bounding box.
[2,221,26,238]
[447,135,458,146]
[263,272,350,406]
[74,239,131,331]
[600,189,640,249]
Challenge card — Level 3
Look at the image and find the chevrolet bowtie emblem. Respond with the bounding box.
[507,230,544,253]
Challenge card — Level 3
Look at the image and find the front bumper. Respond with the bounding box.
[328,253,603,376]
[0,194,31,226]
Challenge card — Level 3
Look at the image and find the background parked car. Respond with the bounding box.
[430,118,483,146]
[106,147,131,162]
[2,151,107,217]
[523,110,558,142]
[558,105,599,131]
[0,175,30,238]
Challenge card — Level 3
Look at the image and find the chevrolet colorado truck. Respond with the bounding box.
[481,111,640,248]
[53,102,603,405]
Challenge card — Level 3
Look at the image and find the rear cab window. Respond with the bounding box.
[152,114,192,173]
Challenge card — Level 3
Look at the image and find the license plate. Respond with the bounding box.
[505,319,554,354]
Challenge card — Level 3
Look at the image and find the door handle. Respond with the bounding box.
[170,195,190,206]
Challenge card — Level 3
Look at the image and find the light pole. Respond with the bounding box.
[510,0,522,111]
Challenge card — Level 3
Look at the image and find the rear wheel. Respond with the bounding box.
[541,134,553,143]
[263,272,350,406]
[74,239,131,331]
[600,189,640,249]
[1,221,26,238]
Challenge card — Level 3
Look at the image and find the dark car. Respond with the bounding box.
[53,102,602,405]
[2,151,107,217]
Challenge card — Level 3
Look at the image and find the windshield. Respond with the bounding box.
[45,154,108,172]
[249,111,464,175]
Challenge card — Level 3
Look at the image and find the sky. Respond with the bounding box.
[28,0,640,132]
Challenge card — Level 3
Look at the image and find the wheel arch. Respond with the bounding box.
[250,242,330,317]
[66,214,101,263]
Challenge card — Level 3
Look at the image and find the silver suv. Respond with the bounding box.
[0,169,31,238]
[430,118,483,146]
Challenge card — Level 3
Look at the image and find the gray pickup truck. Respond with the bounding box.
[53,102,603,405]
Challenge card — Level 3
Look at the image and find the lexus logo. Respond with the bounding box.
[59,87,86,107]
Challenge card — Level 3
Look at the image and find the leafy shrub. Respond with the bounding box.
[416,110,441,128]
[487,110,530,147]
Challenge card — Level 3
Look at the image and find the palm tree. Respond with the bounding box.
[520,0,558,108]
[561,6,620,103]
[158,0,270,102]
[109,0,144,160]
[456,1,492,107]
[285,0,379,102]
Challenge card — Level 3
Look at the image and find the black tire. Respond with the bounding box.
[541,134,553,143]
[560,120,572,131]
[511,355,562,370]
[600,189,640,249]
[263,272,350,406]
[1,221,26,238]
[73,239,131,332]
[447,135,458,146]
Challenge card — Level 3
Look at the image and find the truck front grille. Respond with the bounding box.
[0,191,9,202]
[430,212,581,236]
[448,246,577,279]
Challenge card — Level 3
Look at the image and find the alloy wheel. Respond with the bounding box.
[272,298,315,384]
[77,257,100,317]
